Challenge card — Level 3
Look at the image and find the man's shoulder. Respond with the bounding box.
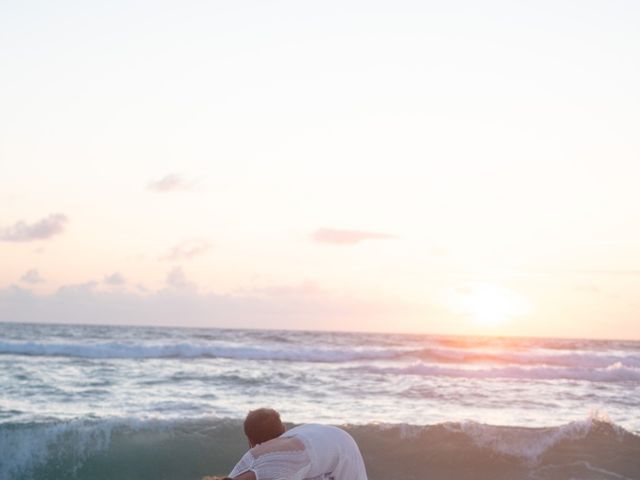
[285,423,327,434]
[285,423,349,439]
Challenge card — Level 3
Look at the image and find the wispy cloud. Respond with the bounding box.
[241,280,322,297]
[21,269,44,284]
[0,214,68,242]
[162,239,212,261]
[56,281,99,294]
[104,272,126,286]
[311,228,395,245]
[165,266,196,290]
[147,174,194,193]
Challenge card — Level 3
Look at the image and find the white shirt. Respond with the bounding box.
[229,424,368,480]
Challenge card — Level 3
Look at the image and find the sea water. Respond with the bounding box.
[1,322,639,479]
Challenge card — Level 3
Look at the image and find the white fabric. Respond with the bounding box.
[229,436,311,480]
[229,424,367,480]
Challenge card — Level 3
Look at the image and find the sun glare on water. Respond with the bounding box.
[450,283,532,328]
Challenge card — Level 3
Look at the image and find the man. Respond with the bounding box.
[205,408,368,480]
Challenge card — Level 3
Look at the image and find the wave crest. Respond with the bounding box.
[0,340,403,362]
[354,362,640,382]
[1,415,638,480]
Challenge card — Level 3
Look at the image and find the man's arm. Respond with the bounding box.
[202,472,256,480]
[233,472,256,480]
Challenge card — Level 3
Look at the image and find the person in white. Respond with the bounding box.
[204,408,368,480]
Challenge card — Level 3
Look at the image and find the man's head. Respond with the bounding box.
[243,408,285,447]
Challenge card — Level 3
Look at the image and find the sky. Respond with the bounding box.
[1,0,639,338]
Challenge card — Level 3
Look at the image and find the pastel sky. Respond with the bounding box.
[1,0,639,338]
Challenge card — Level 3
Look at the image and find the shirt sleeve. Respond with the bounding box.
[229,451,255,478]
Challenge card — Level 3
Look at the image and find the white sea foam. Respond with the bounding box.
[418,346,640,369]
[2,324,640,446]
[445,411,624,463]
[0,340,405,362]
[355,361,640,382]
[2,339,639,373]
[451,420,590,462]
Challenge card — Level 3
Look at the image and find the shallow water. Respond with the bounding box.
[1,322,639,479]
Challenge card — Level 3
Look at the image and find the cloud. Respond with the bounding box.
[0,214,68,242]
[0,281,404,332]
[162,239,212,261]
[165,266,196,290]
[239,280,322,297]
[21,269,44,284]
[147,174,193,193]
[311,228,395,245]
[56,281,99,294]
[104,272,125,286]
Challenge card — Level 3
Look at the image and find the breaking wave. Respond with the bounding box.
[1,415,638,480]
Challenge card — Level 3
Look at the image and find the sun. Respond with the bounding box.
[450,283,531,328]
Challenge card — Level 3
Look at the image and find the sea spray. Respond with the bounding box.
[0,419,114,479]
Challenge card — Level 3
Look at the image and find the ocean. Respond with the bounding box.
[1,322,639,480]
